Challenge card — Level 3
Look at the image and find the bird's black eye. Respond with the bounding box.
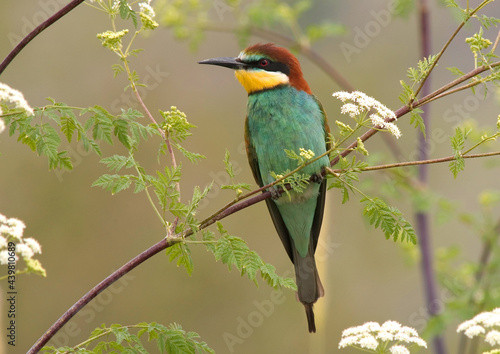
[259,59,270,67]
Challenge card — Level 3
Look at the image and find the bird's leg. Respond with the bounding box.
[269,185,282,200]
[310,172,324,184]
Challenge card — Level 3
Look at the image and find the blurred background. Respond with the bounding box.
[1,0,500,353]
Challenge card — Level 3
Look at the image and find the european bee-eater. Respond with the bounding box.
[199,43,330,333]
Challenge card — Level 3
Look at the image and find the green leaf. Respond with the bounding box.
[113,118,132,149]
[166,242,193,275]
[224,149,235,178]
[90,106,114,145]
[100,155,134,172]
[214,234,246,270]
[175,143,205,163]
[92,174,134,194]
[447,66,465,76]
[410,108,426,139]
[60,115,77,143]
[212,223,296,289]
[362,197,417,244]
[449,127,468,178]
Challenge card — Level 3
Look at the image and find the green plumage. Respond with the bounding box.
[199,43,330,333]
[245,85,329,332]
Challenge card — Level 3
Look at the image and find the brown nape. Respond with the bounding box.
[244,43,312,94]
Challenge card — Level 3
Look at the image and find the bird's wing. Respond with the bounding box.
[311,95,331,252]
[245,115,294,261]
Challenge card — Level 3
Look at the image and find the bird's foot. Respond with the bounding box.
[269,186,282,200]
[310,172,324,184]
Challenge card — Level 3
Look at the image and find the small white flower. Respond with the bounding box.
[0,118,5,134]
[377,330,394,342]
[382,320,402,333]
[370,114,402,139]
[340,103,361,118]
[486,330,500,346]
[363,322,382,332]
[0,250,9,265]
[0,83,34,116]
[7,217,26,230]
[6,217,25,240]
[0,214,7,223]
[394,331,411,343]
[390,344,410,354]
[464,325,486,338]
[24,238,42,254]
[338,335,358,348]
[359,335,379,350]
[0,236,7,249]
[457,319,477,332]
[408,336,428,348]
[0,225,10,236]
[16,243,34,259]
[139,2,155,17]
[332,91,352,102]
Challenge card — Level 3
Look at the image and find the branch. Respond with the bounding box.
[411,0,491,102]
[331,151,500,173]
[0,0,86,76]
[27,238,171,353]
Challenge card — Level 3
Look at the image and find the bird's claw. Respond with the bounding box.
[269,187,282,200]
[310,172,323,184]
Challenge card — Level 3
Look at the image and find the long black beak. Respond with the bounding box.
[198,57,247,70]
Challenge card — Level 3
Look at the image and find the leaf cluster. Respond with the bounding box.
[362,197,417,244]
[211,223,296,290]
[448,127,468,178]
[220,150,252,196]
[2,100,154,170]
[42,322,214,354]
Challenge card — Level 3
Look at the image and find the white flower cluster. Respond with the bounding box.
[139,0,158,30]
[339,320,427,353]
[0,214,42,265]
[332,91,401,139]
[0,82,34,116]
[457,308,500,347]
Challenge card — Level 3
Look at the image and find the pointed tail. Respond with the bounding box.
[293,245,324,333]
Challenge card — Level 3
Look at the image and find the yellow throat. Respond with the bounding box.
[234,69,289,94]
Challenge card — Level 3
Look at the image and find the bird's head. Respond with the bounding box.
[198,43,311,95]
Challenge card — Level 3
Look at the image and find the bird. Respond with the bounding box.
[199,43,330,333]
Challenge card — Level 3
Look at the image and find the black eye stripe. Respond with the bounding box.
[246,59,290,76]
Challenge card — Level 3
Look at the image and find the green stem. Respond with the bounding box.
[132,160,167,228]
[462,133,500,155]
[410,0,493,104]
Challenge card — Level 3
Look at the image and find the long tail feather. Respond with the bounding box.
[305,303,316,333]
[293,244,324,333]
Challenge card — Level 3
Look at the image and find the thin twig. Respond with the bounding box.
[411,0,491,103]
[330,151,500,173]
